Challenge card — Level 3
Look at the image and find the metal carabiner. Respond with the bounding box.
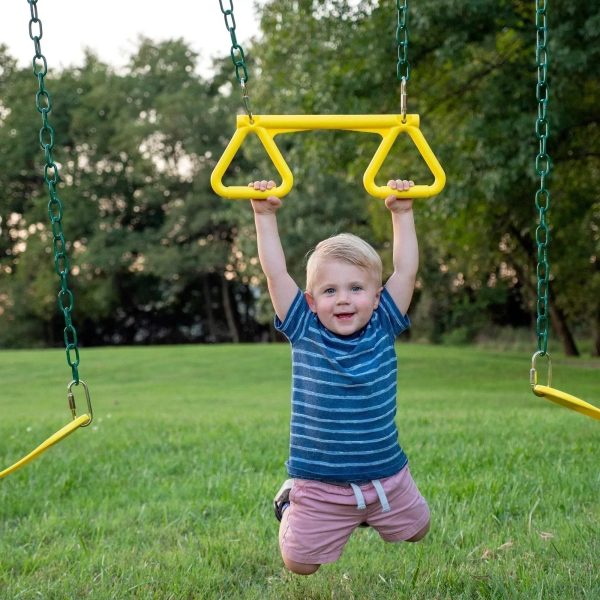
[240,79,254,124]
[400,77,408,123]
[67,379,93,426]
[530,350,552,389]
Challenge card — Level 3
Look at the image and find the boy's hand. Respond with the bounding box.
[249,180,281,214]
[385,179,414,213]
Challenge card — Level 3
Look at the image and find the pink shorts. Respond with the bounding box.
[279,466,429,565]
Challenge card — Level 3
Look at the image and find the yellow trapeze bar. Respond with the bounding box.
[210,114,446,200]
[533,385,600,421]
[0,413,91,479]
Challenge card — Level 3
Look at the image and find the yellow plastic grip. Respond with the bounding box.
[210,114,446,200]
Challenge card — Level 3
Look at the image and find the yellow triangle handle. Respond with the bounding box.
[363,120,446,199]
[211,122,294,200]
[210,114,445,200]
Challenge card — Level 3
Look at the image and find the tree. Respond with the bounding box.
[0,40,266,346]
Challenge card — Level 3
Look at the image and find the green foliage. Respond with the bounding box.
[0,40,262,345]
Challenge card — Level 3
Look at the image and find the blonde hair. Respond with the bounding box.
[306,233,382,291]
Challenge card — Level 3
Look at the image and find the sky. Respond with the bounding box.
[2,1,261,76]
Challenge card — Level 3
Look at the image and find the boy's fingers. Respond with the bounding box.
[249,180,276,190]
[393,179,415,191]
[387,179,415,191]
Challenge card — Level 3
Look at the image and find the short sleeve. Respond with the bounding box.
[378,288,411,337]
[274,289,310,343]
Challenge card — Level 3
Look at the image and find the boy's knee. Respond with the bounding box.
[283,557,320,576]
[406,519,430,543]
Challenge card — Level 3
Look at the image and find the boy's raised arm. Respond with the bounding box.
[384,179,419,315]
[250,180,298,322]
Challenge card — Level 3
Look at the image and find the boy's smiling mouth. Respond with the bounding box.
[335,312,354,320]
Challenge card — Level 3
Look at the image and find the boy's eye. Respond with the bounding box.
[352,285,363,292]
[324,288,335,295]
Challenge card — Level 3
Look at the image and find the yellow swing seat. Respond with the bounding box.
[0,381,93,480]
[530,352,600,421]
[532,385,600,421]
[211,114,446,200]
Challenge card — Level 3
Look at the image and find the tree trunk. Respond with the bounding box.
[202,275,218,342]
[519,273,580,356]
[548,293,579,356]
[510,226,580,356]
[221,276,240,343]
[593,306,600,357]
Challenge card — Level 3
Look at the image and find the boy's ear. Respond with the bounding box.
[374,286,383,309]
[304,290,317,313]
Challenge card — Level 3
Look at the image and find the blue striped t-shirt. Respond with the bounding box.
[274,287,410,482]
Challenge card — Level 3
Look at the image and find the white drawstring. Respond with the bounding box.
[349,480,390,513]
[350,483,366,510]
[372,479,391,513]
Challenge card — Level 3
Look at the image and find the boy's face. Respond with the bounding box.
[304,259,382,336]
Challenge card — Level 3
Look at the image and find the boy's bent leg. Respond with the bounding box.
[367,467,430,543]
[406,518,430,542]
[278,479,361,572]
[279,508,320,575]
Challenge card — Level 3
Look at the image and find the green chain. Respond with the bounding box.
[534,0,551,355]
[396,0,410,82]
[218,0,253,120]
[27,0,81,383]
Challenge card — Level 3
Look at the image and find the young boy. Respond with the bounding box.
[250,179,430,576]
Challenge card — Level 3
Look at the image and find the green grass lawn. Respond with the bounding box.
[1,343,598,599]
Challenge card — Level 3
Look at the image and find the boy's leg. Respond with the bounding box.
[406,519,430,542]
[278,509,320,575]
[366,467,430,543]
[277,479,363,573]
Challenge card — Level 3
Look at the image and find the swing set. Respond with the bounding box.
[0,1,92,480]
[1,0,597,481]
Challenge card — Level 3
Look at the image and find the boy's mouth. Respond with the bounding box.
[335,312,354,320]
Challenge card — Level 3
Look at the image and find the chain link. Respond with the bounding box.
[218,0,253,121]
[27,0,81,382]
[396,0,410,82]
[534,0,551,355]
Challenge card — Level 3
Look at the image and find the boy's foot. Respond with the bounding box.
[273,479,293,522]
